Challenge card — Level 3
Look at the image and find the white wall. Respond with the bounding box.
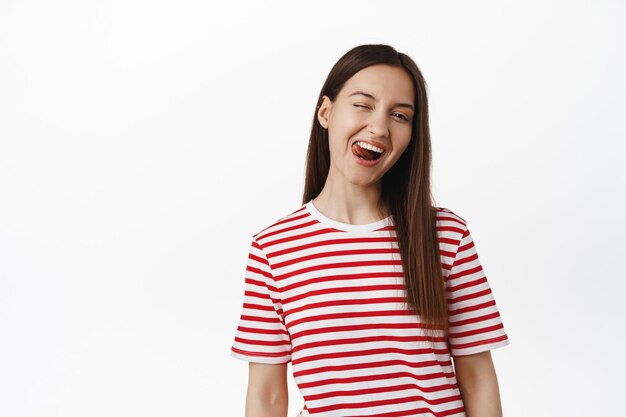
[1,1,624,416]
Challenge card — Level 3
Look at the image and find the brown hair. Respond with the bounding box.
[301,44,448,336]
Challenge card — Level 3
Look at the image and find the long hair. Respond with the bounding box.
[301,44,448,336]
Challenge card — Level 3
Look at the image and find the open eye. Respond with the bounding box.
[393,112,409,121]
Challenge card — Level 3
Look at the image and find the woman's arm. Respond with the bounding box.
[245,362,289,417]
[453,350,504,417]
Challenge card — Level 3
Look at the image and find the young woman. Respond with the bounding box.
[231,44,510,417]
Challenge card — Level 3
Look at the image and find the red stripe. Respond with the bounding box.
[294,346,451,370]
[274,246,400,269]
[294,357,445,378]
[307,381,461,401]
[292,334,428,354]
[239,314,282,324]
[234,336,290,347]
[244,277,266,288]
[450,334,509,351]
[274,259,403,282]
[231,346,289,358]
[448,299,496,316]
[284,297,406,319]
[283,284,405,305]
[257,219,319,242]
[288,309,415,327]
[281,271,404,293]
[448,322,505,339]
[449,310,501,327]
[242,302,275,312]
[447,286,492,304]
[291,321,428,341]
[298,370,456,390]
[436,225,464,235]
[447,263,482,282]
[447,276,487,293]
[309,391,464,415]
[236,326,289,336]
[244,290,271,300]
[267,235,398,258]
[345,405,465,417]
[246,264,271,279]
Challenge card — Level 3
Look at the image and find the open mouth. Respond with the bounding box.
[351,141,384,161]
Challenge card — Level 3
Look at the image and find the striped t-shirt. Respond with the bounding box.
[231,200,510,417]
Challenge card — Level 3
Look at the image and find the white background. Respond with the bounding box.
[1,1,624,416]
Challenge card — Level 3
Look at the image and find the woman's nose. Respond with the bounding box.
[366,110,390,137]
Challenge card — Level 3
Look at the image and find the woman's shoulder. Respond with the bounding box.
[250,202,309,242]
[433,205,469,237]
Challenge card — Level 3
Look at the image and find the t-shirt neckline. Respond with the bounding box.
[305,199,392,233]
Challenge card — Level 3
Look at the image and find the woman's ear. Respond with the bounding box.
[317,96,332,129]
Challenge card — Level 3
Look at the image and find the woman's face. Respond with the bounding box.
[317,64,415,188]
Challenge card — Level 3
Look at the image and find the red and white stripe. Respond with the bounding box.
[231,201,509,416]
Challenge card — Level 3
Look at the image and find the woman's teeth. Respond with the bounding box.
[352,141,384,161]
[355,141,384,154]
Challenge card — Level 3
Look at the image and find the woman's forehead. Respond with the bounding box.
[341,65,415,103]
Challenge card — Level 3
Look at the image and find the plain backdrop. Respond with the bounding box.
[1,1,624,416]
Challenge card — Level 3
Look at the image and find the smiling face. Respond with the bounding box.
[317,64,415,188]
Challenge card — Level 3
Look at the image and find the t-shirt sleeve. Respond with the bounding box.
[445,221,510,357]
[230,236,292,364]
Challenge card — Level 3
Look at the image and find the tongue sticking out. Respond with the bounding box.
[352,143,381,161]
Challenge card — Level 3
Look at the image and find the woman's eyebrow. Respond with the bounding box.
[348,90,414,111]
